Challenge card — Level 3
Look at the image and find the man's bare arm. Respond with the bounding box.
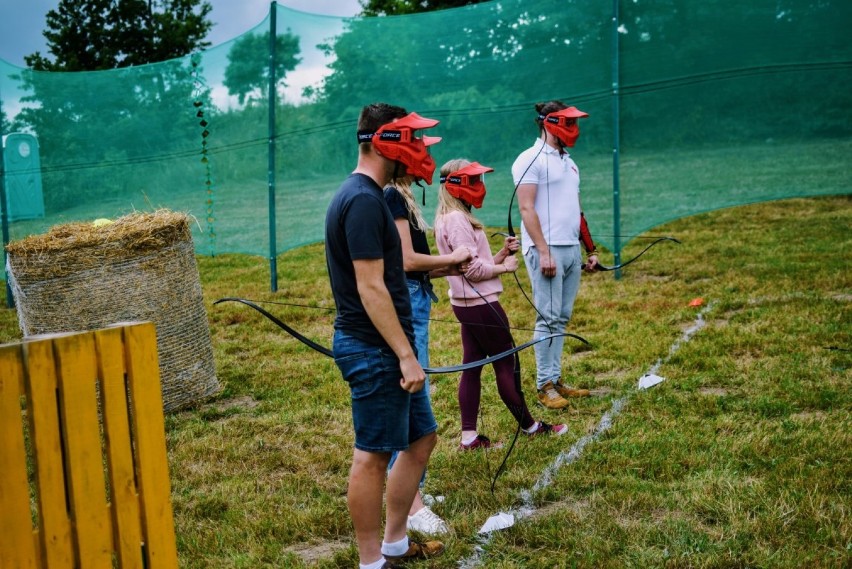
[353,258,425,392]
[517,183,556,277]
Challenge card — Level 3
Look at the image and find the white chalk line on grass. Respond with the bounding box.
[458,303,714,569]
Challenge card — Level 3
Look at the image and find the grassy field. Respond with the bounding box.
[0,195,849,568]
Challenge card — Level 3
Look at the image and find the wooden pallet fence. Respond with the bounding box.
[0,322,179,569]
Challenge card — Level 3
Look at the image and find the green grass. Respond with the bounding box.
[0,195,849,568]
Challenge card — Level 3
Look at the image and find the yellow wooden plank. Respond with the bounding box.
[124,323,179,568]
[23,339,75,568]
[53,332,114,567]
[0,344,38,569]
[32,530,43,568]
[94,327,145,569]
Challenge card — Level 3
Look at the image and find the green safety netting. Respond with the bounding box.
[1,0,850,276]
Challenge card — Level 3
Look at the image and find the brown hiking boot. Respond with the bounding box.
[553,380,590,398]
[384,538,445,563]
[537,381,570,409]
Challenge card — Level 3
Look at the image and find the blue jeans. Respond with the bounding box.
[524,244,582,389]
[388,278,434,486]
[407,278,435,372]
[333,329,437,453]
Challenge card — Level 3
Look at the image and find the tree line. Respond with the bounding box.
[2,0,847,213]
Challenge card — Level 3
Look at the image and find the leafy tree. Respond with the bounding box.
[0,99,10,135]
[13,56,207,210]
[14,0,215,211]
[224,31,302,106]
[358,0,486,16]
[313,1,604,109]
[25,0,212,71]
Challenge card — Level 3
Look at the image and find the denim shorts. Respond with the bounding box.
[333,329,437,453]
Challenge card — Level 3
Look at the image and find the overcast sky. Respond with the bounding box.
[0,0,362,68]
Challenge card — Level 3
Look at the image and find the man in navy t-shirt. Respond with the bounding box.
[325,103,444,568]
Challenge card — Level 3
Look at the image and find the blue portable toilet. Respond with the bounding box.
[2,133,45,221]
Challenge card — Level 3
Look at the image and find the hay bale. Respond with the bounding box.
[6,210,220,412]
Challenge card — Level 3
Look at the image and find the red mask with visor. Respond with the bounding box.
[440,161,494,209]
[539,106,589,148]
[357,112,441,184]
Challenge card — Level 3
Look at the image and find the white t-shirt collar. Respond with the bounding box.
[533,137,570,159]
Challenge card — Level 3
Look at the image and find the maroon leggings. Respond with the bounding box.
[452,302,535,431]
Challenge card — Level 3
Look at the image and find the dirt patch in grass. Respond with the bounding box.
[748,292,810,305]
[791,410,828,422]
[699,387,729,397]
[204,395,260,413]
[531,496,590,520]
[284,539,350,565]
[593,369,632,382]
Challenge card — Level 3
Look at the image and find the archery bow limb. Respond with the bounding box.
[214,297,588,374]
[495,233,682,273]
[214,297,334,356]
[581,236,682,272]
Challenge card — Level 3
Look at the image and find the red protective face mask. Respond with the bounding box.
[540,106,588,148]
[441,161,494,209]
[357,112,441,184]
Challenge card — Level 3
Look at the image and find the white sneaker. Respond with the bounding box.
[407,506,450,535]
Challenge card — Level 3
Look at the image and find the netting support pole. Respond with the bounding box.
[0,166,9,308]
[611,0,623,280]
[0,92,11,308]
[267,2,279,292]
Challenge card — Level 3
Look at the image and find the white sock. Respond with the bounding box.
[360,558,386,569]
[523,421,540,434]
[381,535,410,557]
[461,433,479,445]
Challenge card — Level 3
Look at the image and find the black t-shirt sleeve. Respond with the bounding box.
[345,193,387,260]
[383,186,431,259]
[383,187,408,221]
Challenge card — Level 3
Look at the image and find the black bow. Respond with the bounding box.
[581,237,682,272]
[213,297,588,374]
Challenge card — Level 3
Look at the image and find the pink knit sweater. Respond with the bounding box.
[434,210,504,307]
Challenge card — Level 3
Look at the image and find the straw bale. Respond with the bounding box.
[6,210,220,412]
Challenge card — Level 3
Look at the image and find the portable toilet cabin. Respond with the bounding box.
[2,133,45,221]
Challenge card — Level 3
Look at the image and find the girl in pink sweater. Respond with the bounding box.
[434,158,567,450]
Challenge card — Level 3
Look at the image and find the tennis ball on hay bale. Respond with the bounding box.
[5,209,221,412]
[92,218,113,227]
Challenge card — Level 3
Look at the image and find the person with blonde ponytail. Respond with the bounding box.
[383,175,472,535]
[434,158,568,451]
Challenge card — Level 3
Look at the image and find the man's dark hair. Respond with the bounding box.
[358,103,408,137]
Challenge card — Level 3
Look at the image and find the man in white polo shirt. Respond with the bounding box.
[512,100,598,410]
